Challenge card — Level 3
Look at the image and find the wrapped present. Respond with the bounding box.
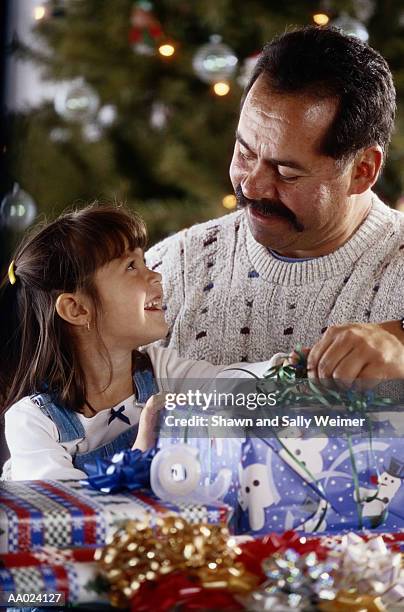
[0,546,105,605]
[154,355,404,537]
[156,420,404,536]
[0,479,231,553]
[229,434,404,535]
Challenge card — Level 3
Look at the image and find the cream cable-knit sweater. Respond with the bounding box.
[145,193,404,365]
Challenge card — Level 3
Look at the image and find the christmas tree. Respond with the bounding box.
[6,0,404,244]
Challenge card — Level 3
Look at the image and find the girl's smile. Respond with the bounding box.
[144,298,163,311]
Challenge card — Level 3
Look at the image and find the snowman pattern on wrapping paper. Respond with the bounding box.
[212,435,324,533]
[277,431,328,482]
[238,462,279,531]
[234,435,403,535]
[355,456,404,527]
[235,437,327,534]
[157,404,404,534]
[237,440,280,531]
[160,434,404,534]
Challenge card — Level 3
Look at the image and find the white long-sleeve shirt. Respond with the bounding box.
[3,345,282,481]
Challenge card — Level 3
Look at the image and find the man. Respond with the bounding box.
[146,26,404,382]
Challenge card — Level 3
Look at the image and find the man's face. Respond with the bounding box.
[229,76,357,257]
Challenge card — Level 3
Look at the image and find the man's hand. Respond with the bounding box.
[307,323,404,384]
[283,347,310,367]
[132,393,166,452]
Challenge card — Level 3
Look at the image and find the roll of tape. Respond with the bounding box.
[151,444,201,499]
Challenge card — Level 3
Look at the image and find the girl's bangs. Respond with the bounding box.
[77,208,148,276]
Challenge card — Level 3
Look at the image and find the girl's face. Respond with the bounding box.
[93,247,168,350]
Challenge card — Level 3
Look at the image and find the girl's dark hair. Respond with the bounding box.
[0,203,147,415]
[243,26,396,162]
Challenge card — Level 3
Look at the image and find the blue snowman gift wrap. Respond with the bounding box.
[231,433,404,535]
[155,365,404,536]
[156,428,404,536]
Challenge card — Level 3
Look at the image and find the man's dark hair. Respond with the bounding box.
[243,26,396,162]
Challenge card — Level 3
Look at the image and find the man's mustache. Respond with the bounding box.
[235,185,304,232]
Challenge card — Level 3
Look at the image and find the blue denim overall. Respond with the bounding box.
[30,367,158,474]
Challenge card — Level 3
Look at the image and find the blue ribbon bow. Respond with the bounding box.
[81,447,157,494]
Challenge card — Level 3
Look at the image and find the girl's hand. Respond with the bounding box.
[132,393,166,452]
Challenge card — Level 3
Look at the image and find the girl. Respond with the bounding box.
[0,204,280,481]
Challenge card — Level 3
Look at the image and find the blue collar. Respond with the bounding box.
[268,249,314,263]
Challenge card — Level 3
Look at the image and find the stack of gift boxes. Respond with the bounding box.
[0,479,231,606]
[4,462,404,609]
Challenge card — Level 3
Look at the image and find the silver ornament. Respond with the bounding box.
[54,78,100,123]
[193,35,238,84]
[1,184,37,231]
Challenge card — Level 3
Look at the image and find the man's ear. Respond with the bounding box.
[348,145,383,196]
[55,293,91,327]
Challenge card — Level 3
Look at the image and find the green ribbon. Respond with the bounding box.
[255,346,393,530]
